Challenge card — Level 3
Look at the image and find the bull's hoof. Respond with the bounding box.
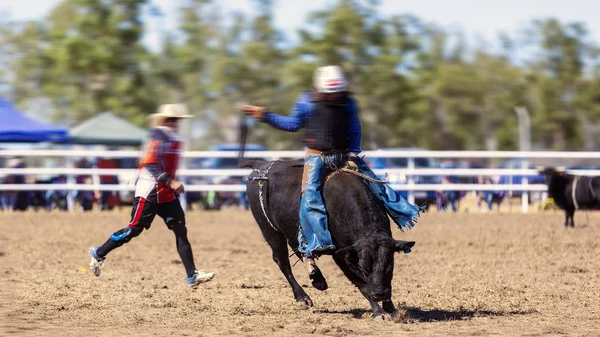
[310,274,328,291]
[309,269,328,291]
[372,312,393,321]
[295,297,313,309]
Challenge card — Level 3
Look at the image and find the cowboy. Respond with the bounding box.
[241,65,424,278]
[88,104,215,287]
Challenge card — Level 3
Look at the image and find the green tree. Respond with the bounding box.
[285,1,424,150]
[525,19,594,150]
[204,0,289,148]
[410,23,467,150]
[9,0,158,125]
[5,0,600,152]
[150,0,219,148]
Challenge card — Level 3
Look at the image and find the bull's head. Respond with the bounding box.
[335,239,415,302]
[537,166,567,185]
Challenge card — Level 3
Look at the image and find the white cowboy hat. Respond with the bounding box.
[149,104,193,127]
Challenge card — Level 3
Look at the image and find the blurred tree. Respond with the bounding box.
[575,77,600,150]
[473,52,529,151]
[283,1,423,150]
[203,0,289,148]
[420,51,528,150]
[4,0,600,152]
[409,23,459,150]
[0,19,12,97]
[2,20,47,103]
[150,0,220,148]
[525,19,595,150]
[8,0,158,125]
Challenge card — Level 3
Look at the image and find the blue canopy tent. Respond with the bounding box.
[0,98,69,142]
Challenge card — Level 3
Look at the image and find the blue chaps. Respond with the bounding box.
[298,151,424,258]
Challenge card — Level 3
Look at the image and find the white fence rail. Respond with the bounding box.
[2,149,600,212]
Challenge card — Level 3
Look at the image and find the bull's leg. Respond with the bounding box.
[267,234,314,309]
[360,287,387,317]
[357,282,393,320]
[332,256,388,319]
[304,257,328,291]
[292,243,328,291]
[565,209,575,228]
[569,209,575,227]
[382,300,396,314]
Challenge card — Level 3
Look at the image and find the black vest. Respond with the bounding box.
[304,99,351,151]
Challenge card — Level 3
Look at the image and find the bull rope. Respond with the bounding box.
[576,176,598,226]
[238,111,281,233]
[589,178,597,199]
[572,176,580,210]
[338,160,388,184]
[340,167,388,184]
[248,161,281,233]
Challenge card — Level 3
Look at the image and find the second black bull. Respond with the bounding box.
[540,167,600,227]
[242,159,414,318]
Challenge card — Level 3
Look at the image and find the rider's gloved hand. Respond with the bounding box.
[240,105,265,119]
[348,152,361,160]
[346,152,359,169]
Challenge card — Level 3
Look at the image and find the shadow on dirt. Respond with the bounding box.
[316,305,537,323]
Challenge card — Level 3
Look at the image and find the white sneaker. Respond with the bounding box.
[186,270,215,286]
[89,247,105,277]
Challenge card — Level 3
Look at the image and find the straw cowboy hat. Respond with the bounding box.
[149,104,193,127]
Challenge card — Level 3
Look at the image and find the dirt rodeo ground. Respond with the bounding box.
[1,207,599,336]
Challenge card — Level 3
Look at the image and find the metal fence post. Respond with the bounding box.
[407,156,415,205]
[515,106,532,214]
[66,156,75,212]
[521,159,529,213]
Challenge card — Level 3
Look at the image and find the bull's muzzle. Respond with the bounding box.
[371,287,391,302]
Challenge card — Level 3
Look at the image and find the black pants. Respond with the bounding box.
[96,197,197,277]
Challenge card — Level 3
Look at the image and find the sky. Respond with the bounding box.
[2,0,600,52]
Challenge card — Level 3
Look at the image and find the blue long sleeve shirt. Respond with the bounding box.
[262,92,362,153]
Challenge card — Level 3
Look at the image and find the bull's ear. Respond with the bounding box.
[335,246,358,263]
[394,240,415,254]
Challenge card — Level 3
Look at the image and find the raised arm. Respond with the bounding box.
[240,92,313,132]
[262,92,312,132]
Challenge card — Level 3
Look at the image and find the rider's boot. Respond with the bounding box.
[304,256,328,291]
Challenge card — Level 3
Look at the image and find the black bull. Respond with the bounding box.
[539,167,600,227]
[242,158,415,317]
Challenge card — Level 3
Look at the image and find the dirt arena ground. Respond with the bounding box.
[1,207,599,336]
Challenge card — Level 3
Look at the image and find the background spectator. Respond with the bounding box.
[436,176,459,212]
[96,157,120,210]
[478,176,504,212]
[46,175,68,211]
[238,178,249,211]
[0,174,17,212]
[1,156,27,212]
[74,158,95,211]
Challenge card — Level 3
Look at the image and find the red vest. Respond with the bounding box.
[138,127,182,203]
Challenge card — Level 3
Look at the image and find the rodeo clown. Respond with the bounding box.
[89,104,215,287]
[241,65,424,279]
